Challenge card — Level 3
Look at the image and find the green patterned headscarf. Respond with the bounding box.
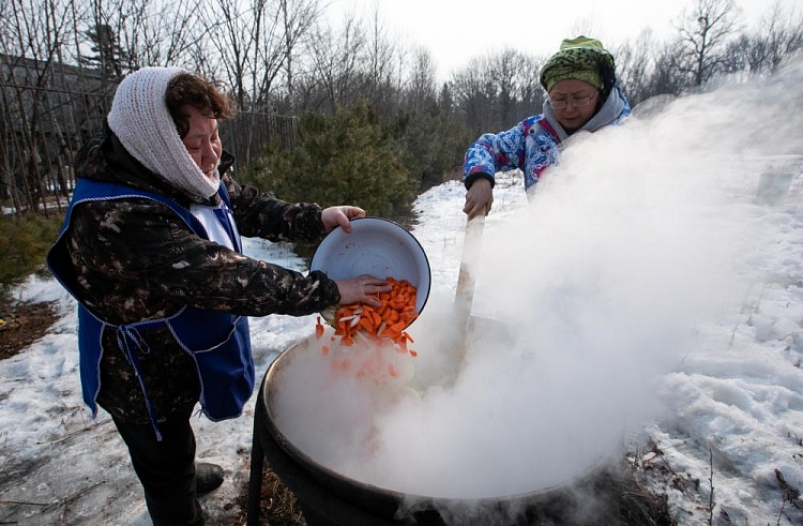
[540,36,616,94]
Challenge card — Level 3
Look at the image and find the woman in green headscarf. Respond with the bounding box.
[462,36,631,218]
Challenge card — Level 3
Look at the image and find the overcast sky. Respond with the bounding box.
[325,0,797,82]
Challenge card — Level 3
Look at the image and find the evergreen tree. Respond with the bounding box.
[243,101,418,220]
[80,23,129,79]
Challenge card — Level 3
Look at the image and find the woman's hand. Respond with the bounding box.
[463,178,493,218]
[322,206,366,233]
[334,275,391,308]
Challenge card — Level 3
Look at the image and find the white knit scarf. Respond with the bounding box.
[107,67,220,201]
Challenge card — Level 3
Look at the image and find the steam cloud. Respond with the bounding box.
[271,59,803,522]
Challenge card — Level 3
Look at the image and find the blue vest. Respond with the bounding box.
[46,179,255,440]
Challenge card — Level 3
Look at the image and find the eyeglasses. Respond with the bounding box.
[549,95,595,110]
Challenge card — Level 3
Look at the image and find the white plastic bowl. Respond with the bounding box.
[310,217,431,314]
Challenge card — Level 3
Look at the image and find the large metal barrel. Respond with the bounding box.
[250,336,621,526]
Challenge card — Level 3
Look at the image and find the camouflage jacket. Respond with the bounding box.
[63,130,340,424]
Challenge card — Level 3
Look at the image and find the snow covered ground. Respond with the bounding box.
[2,61,803,525]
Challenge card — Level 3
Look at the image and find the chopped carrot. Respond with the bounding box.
[325,277,420,352]
[315,317,325,339]
[321,345,330,356]
[358,317,375,334]
[409,350,418,357]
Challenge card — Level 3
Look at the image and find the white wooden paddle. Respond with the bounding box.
[454,208,487,361]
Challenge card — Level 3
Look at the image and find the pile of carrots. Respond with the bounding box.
[315,276,419,357]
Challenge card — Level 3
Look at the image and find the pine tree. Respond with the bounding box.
[80,23,129,80]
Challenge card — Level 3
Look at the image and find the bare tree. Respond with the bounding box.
[451,56,496,133]
[201,0,266,110]
[514,53,545,117]
[615,29,656,105]
[0,0,78,215]
[274,0,321,112]
[749,1,803,73]
[676,0,742,86]
[202,0,322,112]
[487,48,520,128]
[450,49,544,133]
[305,12,368,113]
[647,40,688,96]
[83,0,204,76]
[365,6,393,89]
[132,0,205,68]
[361,4,402,114]
[300,22,337,111]
[569,18,605,43]
[406,46,436,114]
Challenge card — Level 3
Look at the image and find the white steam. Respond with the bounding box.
[271,60,803,515]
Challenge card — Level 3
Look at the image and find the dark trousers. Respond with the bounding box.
[112,416,204,526]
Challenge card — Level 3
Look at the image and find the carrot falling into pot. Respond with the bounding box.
[315,277,418,355]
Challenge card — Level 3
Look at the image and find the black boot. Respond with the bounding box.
[196,463,224,494]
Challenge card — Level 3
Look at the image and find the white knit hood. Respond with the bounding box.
[107,67,220,201]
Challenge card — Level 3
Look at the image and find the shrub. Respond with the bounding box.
[394,108,474,192]
[242,102,418,220]
[0,213,62,300]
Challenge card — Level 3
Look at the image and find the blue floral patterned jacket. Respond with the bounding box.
[463,86,630,194]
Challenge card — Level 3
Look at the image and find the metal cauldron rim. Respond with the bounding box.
[259,335,618,508]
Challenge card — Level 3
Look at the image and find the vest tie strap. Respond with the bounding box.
[115,323,163,441]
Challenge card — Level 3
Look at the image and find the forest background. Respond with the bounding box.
[0,0,802,297]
